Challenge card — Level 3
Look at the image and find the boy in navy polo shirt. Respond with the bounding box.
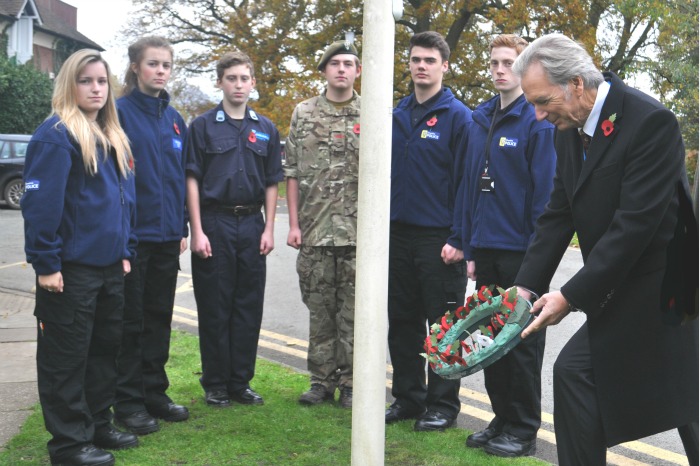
[185,51,283,407]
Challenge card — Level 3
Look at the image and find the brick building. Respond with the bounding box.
[0,0,102,76]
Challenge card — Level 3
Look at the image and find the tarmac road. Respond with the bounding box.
[0,203,689,465]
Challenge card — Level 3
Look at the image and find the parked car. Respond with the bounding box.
[0,134,31,209]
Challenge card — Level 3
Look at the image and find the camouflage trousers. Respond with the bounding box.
[296,245,356,391]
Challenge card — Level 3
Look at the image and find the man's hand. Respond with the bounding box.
[521,290,571,339]
[287,227,302,249]
[467,260,477,281]
[516,286,532,302]
[441,244,464,264]
[38,271,63,293]
[190,231,212,259]
[122,259,131,275]
[260,230,274,256]
[179,237,188,255]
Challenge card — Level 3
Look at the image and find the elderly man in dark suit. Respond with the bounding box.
[511,33,698,466]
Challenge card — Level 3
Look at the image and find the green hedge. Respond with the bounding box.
[0,55,53,134]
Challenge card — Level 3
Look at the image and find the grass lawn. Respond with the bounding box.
[0,331,546,466]
[570,233,579,248]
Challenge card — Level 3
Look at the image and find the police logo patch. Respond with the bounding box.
[172,138,182,150]
[252,129,270,142]
[499,137,518,148]
[25,180,40,191]
[421,130,440,140]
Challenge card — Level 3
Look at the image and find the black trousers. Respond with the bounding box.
[388,223,466,418]
[553,324,699,466]
[192,211,266,393]
[35,262,124,460]
[115,240,180,416]
[473,248,546,440]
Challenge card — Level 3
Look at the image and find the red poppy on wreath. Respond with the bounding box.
[248,131,257,143]
[454,305,468,319]
[353,123,360,134]
[601,113,617,137]
[427,115,438,127]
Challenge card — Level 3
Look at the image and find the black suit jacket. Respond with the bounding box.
[515,73,698,445]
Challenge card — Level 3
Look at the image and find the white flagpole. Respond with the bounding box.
[351,0,399,464]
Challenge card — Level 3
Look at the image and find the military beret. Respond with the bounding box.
[317,40,359,70]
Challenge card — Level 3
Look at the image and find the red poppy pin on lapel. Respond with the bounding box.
[248,131,257,143]
[173,122,180,135]
[427,116,438,127]
[601,113,616,137]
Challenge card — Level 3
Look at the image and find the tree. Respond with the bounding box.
[644,0,698,150]
[0,55,53,134]
[167,76,216,124]
[122,0,697,144]
[125,0,325,132]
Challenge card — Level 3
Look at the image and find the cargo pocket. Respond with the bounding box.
[34,286,75,324]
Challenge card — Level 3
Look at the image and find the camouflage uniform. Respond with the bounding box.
[285,90,360,391]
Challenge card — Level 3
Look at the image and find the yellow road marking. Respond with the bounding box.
[618,440,688,465]
[172,313,198,327]
[0,261,27,270]
[174,305,197,317]
[174,279,193,294]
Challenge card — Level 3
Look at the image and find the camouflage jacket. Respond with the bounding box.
[284,91,361,247]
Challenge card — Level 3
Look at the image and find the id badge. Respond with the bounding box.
[480,173,495,192]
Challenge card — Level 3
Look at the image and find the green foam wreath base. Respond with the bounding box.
[422,286,533,380]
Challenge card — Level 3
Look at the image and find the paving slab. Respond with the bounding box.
[0,289,39,452]
[0,342,37,384]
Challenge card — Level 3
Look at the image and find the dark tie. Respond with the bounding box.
[579,129,591,151]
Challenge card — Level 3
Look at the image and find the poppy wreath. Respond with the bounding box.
[421,285,533,379]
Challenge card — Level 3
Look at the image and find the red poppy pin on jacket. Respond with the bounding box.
[601,113,617,137]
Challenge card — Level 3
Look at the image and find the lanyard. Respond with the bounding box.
[482,98,501,175]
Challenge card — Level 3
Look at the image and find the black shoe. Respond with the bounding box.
[385,403,426,424]
[338,387,352,409]
[299,384,334,405]
[483,432,537,457]
[230,388,264,405]
[147,402,190,422]
[466,427,500,448]
[413,410,456,432]
[205,389,231,407]
[93,424,138,450]
[115,410,159,435]
[51,445,114,466]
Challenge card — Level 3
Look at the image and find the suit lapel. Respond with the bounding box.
[575,73,626,193]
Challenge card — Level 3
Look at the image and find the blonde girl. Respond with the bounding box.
[22,49,138,466]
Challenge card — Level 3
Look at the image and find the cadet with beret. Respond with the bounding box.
[285,36,361,408]
[185,51,283,408]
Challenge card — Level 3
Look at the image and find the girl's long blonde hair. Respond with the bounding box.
[52,49,132,176]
